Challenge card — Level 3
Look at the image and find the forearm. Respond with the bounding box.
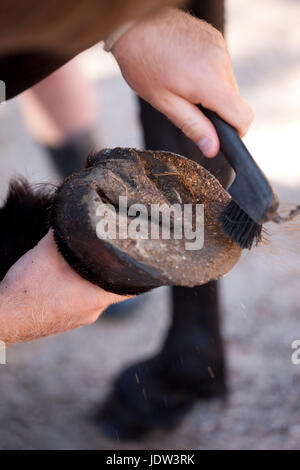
[0,282,53,345]
[0,232,79,344]
[0,231,121,345]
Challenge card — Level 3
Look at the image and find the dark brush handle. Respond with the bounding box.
[200,106,259,176]
[198,105,279,223]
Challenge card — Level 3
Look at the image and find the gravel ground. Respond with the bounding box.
[1,0,300,450]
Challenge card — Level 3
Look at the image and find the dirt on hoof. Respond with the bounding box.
[52,147,241,295]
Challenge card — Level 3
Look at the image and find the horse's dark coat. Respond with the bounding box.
[0,180,53,282]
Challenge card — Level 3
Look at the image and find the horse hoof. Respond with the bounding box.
[51,147,241,295]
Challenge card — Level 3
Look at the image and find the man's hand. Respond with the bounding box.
[0,230,128,345]
[112,7,253,157]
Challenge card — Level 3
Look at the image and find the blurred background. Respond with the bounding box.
[1,0,300,449]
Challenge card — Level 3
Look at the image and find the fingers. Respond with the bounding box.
[156,92,220,157]
[155,88,253,157]
[205,87,254,138]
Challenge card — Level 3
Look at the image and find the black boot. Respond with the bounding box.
[45,130,97,179]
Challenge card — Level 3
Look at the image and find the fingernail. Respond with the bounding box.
[197,137,213,156]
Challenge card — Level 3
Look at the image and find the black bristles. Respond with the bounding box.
[219,200,263,250]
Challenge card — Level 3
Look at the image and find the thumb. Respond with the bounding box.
[156,93,220,158]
